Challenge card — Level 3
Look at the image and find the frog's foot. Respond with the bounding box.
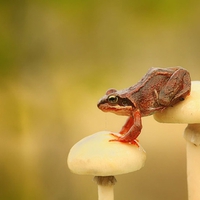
[109,132,139,146]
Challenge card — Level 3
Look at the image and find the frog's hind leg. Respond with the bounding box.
[158,68,191,106]
[173,69,191,101]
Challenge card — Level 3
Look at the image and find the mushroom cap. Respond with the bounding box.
[67,131,146,176]
[154,81,200,124]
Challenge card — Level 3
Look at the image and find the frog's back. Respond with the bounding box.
[127,67,185,116]
[128,67,177,96]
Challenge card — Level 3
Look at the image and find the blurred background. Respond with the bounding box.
[0,0,200,199]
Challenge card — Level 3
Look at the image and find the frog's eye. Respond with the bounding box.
[108,95,118,104]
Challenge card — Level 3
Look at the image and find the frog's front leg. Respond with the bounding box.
[110,110,142,144]
[158,68,191,106]
[119,116,134,135]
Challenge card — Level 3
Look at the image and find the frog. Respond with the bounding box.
[97,67,191,144]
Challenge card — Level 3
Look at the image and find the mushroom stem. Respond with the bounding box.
[154,81,200,200]
[184,124,200,200]
[94,176,117,200]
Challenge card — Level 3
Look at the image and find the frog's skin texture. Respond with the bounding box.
[97,67,191,144]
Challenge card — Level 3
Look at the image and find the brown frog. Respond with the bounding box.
[97,67,191,144]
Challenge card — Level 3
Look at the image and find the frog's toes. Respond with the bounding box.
[109,133,139,146]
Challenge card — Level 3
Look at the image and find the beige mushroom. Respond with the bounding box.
[67,131,146,200]
[154,81,200,200]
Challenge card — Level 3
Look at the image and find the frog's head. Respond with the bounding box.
[97,88,135,116]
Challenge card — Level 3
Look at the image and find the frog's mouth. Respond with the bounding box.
[98,103,133,116]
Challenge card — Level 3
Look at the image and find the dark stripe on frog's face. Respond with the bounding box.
[107,95,135,107]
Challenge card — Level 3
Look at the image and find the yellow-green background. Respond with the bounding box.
[1,0,200,199]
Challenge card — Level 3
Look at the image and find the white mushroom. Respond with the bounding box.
[154,81,200,200]
[67,131,146,200]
